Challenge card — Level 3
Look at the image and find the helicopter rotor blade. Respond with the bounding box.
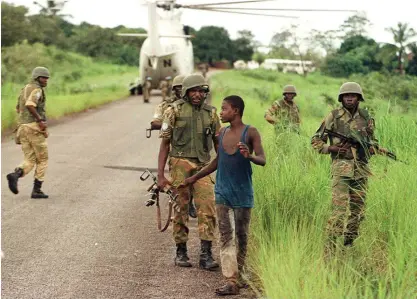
[182,0,274,8]
[186,6,298,18]
[192,7,357,13]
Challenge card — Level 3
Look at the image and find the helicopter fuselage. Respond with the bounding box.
[138,6,194,90]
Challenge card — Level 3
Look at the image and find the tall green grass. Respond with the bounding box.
[211,70,417,299]
[1,42,138,131]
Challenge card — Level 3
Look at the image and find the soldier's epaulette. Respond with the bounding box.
[275,99,284,107]
[331,108,345,119]
[24,83,39,93]
[168,99,185,108]
[170,99,186,116]
[358,108,370,121]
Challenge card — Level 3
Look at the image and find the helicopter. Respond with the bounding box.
[118,0,356,102]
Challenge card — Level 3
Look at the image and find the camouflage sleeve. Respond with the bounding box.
[151,102,165,123]
[366,113,379,147]
[159,106,176,140]
[25,88,42,107]
[311,112,334,154]
[264,101,280,124]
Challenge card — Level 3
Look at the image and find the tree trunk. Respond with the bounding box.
[399,48,404,75]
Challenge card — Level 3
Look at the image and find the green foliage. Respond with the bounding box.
[193,26,234,63]
[1,2,33,47]
[2,2,255,66]
[27,14,71,48]
[338,35,378,54]
[193,27,257,64]
[1,43,138,131]
[406,43,417,75]
[252,52,266,65]
[322,54,366,77]
[384,22,417,74]
[323,35,384,77]
[349,72,417,103]
[232,37,254,62]
[1,1,145,66]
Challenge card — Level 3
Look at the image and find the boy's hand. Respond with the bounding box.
[237,142,251,159]
[178,177,196,189]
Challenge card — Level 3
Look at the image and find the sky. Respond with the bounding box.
[7,0,417,49]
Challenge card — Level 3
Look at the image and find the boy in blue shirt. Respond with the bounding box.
[180,95,266,296]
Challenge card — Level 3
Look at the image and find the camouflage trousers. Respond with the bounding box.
[169,157,216,244]
[143,81,152,101]
[327,175,367,243]
[17,125,48,181]
[159,80,168,102]
[216,204,251,284]
[274,122,300,135]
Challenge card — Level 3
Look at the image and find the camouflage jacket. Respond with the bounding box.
[151,95,179,123]
[17,81,46,125]
[264,98,300,127]
[311,106,378,179]
[159,99,220,164]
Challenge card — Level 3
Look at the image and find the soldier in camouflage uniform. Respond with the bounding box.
[264,85,300,133]
[143,76,152,103]
[6,67,51,199]
[158,76,173,102]
[150,75,185,131]
[198,62,209,78]
[157,74,220,270]
[150,75,198,219]
[311,82,378,252]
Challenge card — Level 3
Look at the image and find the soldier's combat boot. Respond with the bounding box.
[188,199,197,218]
[215,282,239,296]
[175,243,192,267]
[31,179,49,199]
[6,168,24,194]
[199,240,219,271]
[344,233,358,247]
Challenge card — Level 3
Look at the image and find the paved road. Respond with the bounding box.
[1,88,252,298]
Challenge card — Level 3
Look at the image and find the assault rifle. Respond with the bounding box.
[323,129,407,164]
[140,169,180,232]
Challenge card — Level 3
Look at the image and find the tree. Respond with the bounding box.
[405,43,417,75]
[193,26,234,64]
[69,25,141,65]
[252,52,266,65]
[385,22,417,75]
[271,25,310,75]
[323,35,382,77]
[270,29,292,49]
[338,35,376,54]
[309,29,339,56]
[1,2,33,47]
[339,12,371,39]
[322,54,365,77]
[231,30,256,62]
[27,14,69,48]
[269,28,298,59]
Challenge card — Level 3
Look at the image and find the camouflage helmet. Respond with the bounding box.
[283,85,297,95]
[172,75,185,89]
[32,67,50,80]
[181,73,209,98]
[338,82,364,102]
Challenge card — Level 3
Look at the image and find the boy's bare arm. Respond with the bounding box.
[248,127,266,166]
